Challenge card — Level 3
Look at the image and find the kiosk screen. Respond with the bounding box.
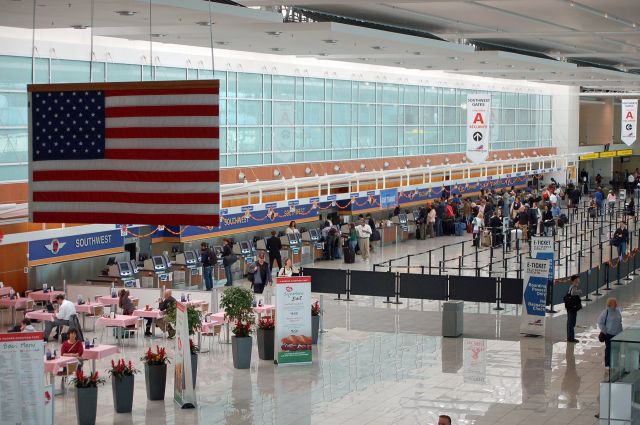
[184,251,196,264]
[240,241,250,254]
[152,256,164,270]
[118,262,132,276]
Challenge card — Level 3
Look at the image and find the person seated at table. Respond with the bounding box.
[44,294,76,342]
[21,318,35,332]
[118,289,135,315]
[145,289,176,338]
[61,328,84,370]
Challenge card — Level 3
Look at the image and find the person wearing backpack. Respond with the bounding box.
[565,275,582,343]
[200,242,216,291]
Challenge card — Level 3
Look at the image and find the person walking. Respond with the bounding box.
[355,218,372,261]
[200,242,216,291]
[565,274,582,343]
[248,253,272,294]
[221,238,235,286]
[607,190,616,220]
[472,212,484,247]
[266,230,283,271]
[597,298,623,368]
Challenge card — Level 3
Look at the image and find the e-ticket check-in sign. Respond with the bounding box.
[520,258,549,336]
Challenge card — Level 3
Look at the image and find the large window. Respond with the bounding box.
[0,54,553,177]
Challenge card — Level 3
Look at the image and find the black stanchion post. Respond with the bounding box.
[547,279,557,314]
[518,252,523,279]
[489,245,494,277]
[461,241,465,272]
[429,250,432,275]
[458,256,462,276]
[439,260,443,276]
[603,261,611,291]
[493,277,504,311]
[475,243,480,277]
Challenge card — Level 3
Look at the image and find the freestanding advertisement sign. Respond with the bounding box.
[531,236,555,281]
[174,302,195,408]
[621,99,638,146]
[0,332,45,424]
[275,276,312,365]
[466,94,491,164]
[520,258,550,336]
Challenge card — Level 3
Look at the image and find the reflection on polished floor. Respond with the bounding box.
[50,273,640,425]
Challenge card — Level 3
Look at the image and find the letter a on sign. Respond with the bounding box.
[621,99,638,146]
[466,95,491,164]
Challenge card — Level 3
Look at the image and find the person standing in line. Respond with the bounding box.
[594,187,604,217]
[435,200,444,237]
[427,205,436,238]
[221,238,235,286]
[613,221,629,258]
[462,198,472,224]
[565,274,582,343]
[597,298,623,368]
[355,218,372,261]
[200,241,215,291]
[607,190,616,220]
[472,212,484,247]
[348,223,357,253]
[366,214,376,253]
[266,230,283,272]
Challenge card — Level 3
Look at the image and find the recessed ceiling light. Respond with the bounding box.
[266,31,282,36]
[449,56,459,61]
[70,24,88,29]
[529,67,536,71]
[216,41,230,45]
[318,53,328,56]
[195,21,213,26]
[480,60,489,64]
[323,39,337,44]
[115,10,136,16]
[151,33,167,38]
[413,51,422,55]
[372,46,383,50]
[270,47,283,51]
[507,64,514,68]
[394,61,404,65]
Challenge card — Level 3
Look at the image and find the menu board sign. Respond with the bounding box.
[173,302,195,408]
[275,276,312,365]
[0,332,45,425]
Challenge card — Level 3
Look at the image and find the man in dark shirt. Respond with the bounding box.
[489,210,503,247]
[266,230,283,271]
[528,202,539,237]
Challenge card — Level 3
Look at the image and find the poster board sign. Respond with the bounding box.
[531,236,555,281]
[0,332,45,425]
[379,188,398,209]
[466,94,491,163]
[520,259,549,336]
[174,302,195,408]
[276,276,312,365]
[621,99,638,146]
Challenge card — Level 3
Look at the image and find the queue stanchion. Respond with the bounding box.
[458,257,462,276]
[475,243,480,277]
[493,278,504,311]
[439,260,443,276]
[488,244,494,277]
[517,253,523,280]
[624,232,633,282]
[568,230,574,262]
[429,250,433,275]
[546,278,557,314]
[461,242,466,274]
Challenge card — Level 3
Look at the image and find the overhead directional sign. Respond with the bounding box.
[466,95,491,164]
[621,99,638,146]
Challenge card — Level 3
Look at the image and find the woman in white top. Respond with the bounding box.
[607,190,616,219]
[278,258,299,277]
[473,212,484,247]
[285,220,300,235]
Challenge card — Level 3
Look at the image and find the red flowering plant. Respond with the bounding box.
[311,301,321,316]
[258,316,275,330]
[108,359,139,378]
[232,320,252,337]
[140,345,170,366]
[71,369,105,388]
[189,338,199,354]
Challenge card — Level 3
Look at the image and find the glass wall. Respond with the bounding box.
[0,54,552,179]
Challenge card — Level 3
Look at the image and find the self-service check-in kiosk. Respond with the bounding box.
[141,255,173,288]
[212,246,226,282]
[391,213,410,242]
[174,250,202,289]
[303,228,324,260]
[281,233,302,265]
[106,261,138,287]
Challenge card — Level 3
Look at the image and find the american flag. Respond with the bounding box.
[28,80,220,226]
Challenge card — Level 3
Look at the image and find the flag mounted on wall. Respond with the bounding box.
[27,80,220,226]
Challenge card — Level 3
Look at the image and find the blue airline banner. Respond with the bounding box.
[380,189,398,208]
[28,229,124,264]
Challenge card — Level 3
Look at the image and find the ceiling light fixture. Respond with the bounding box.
[383,161,390,168]
[333,165,340,173]
[426,159,432,165]
[115,10,136,16]
[318,53,328,56]
[151,33,167,38]
[195,21,212,26]
[372,46,383,50]
[449,56,459,61]
[360,163,366,171]
[305,167,312,175]
[238,172,245,181]
[405,159,411,166]
[266,31,282,36]
[323,39,337,44]
[273,169,281,177]
[270,47,283,52]
[70,24,88,29]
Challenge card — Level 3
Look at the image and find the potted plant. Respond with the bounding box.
[140,346,170,401]
[108,359,138,413]
[257,316,275,360]
[311,301,321,344]
[71,370,105,425]
[220,286,255,369]
[167,304,203,387]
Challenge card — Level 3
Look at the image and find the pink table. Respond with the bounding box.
[198,319,223,352]
[0,297,31,325]
[210,311,231,343]
[26,310,57,322]
[0,287,13,297]
[44,355,78,395]
[184,299,205,307]
[29,290,65,302]
[253,304,275,319]
[96,314,140,345]
[97,296,139,314]
[81,344,120,371]
[74,303,103,314]
[132,309,164,319]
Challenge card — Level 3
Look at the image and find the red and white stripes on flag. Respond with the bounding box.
[28,80,220,226]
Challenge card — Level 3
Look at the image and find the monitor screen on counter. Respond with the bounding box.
[153,256,164,268]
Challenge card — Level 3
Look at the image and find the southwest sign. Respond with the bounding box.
[28,229,124,266]
[466,95,491,164]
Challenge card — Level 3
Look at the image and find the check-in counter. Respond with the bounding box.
[303,228,324,260]
[174,250,202,289]
[87,259,140,288]
[235,241,256,277]
[280,233,302,265]
[140,255,173,288]
[391,214,409,242]
[381,223,397,246]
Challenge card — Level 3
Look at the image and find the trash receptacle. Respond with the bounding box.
[442,300,464,337]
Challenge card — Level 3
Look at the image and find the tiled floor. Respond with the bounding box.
[42,273,640,425]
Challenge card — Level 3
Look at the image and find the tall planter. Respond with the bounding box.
[311,315,320,344]
[191,353,198,388]
[75,387,98,425]
[232,336,253,369]
[111,375,134,413]
[144,364,167,401]
[257,328,274,360]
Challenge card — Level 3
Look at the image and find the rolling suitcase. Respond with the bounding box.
[343,246,356,264]
[466,223,473,233]
[455,222,465,236]
[481,230,492,247]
